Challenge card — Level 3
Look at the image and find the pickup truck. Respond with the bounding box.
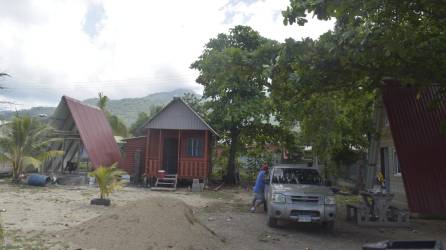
[265,164,336,228]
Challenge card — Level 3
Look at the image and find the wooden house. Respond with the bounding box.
[122,97,217,188]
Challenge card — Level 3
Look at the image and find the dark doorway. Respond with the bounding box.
[163,138,178,174]
[133,150,144,184]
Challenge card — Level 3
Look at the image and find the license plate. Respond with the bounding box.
[298,215,312,222]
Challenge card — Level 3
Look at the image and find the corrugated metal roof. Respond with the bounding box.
[142,97,218,135]
[382,80,446,215]
[57,96,121,168]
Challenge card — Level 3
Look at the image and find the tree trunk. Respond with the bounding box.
[12,162,19,183]
[225,128,240,184]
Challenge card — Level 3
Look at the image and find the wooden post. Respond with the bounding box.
[204,131,208,175]
[159,129,162,171]
[145,129,150,176]
[178,130,181,176]
[61,139,66,174]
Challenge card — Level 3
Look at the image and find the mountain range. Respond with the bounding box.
[0,88,197,126]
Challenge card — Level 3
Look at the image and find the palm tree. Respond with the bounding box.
[89,163,126,205]
[96,92,128,137]
[0,116,63,182]
[97,92,108,111]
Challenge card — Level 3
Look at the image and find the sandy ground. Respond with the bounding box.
[1,181,446,250]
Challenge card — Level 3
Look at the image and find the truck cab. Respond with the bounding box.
[265,164,336,228]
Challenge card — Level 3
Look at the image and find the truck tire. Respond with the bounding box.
[267,214,277,227]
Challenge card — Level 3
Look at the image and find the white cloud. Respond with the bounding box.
[0,0,333,109]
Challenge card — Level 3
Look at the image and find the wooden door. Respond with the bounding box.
[163,138,178,174]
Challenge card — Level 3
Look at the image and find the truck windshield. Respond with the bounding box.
[272,168,322,185]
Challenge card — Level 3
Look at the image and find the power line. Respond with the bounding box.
[2,73,197,87]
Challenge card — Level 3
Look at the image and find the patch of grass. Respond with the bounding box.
[336,194,361,206]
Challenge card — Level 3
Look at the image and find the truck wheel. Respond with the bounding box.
[322,221,334,230]
[267,214,277,227]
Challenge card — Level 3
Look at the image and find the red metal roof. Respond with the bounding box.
[382,80,446,215]
[64,96,121,168]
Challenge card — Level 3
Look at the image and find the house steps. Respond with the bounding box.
[151,174,177,191]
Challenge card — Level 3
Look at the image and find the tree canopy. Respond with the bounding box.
[129,112,149,136]
[283,0,446,89]
[270,36,374,167]
[191,25,279,183]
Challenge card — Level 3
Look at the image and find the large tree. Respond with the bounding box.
[191,25,279,184]
[277,0,446,166]
[271,36,374,156]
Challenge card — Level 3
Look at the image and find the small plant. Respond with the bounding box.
[88,163,126,206]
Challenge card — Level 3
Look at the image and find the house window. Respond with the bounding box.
[187,137,203,157]
[394,149,401,175]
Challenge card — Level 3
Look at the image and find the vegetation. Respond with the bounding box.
[191,25,279,184]
[129,105,164,136]
[84,88,197,126]
[283,0,446,89]
[88,163,126,199]
[0,116,63,182]
[265,0,443,177]
[129,112,149,136]
[97,92,128,137]
[0,89,198,127]
[182,92,205,115]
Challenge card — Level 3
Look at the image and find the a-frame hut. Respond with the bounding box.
[44,96,121,173]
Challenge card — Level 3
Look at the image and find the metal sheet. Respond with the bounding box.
[142,98,218,135]
[64,96,121,168]
[382,80,446,215]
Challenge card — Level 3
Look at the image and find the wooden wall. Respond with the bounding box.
[121,136,146,175]
[145,129,211,179]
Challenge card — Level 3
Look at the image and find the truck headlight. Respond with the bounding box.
[324,196,336,205]
[272,193,286,203]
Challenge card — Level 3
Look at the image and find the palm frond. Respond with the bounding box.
[21,156,41,169]
[0,152,12,164]
[89,163,127,198]
[36,150,64,162]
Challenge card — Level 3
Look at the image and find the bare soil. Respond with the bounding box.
[61,197,225,250]
[1,181,446,250]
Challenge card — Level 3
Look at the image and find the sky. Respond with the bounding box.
[0,0,334,110]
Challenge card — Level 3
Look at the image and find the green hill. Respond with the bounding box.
[0,88,198,126]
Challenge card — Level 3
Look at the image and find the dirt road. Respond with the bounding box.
[1,182,445,250]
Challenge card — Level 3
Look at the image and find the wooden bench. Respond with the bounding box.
[347,203,410,226]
